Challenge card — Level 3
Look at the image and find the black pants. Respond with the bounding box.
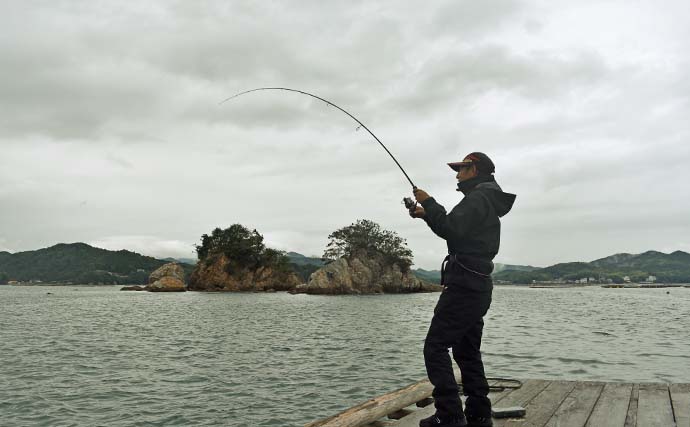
[424,273,492,419]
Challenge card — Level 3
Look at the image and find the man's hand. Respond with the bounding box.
[409,206,426,218]
[413,188,431,203]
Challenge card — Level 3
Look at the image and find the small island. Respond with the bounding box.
[291,219,439,294]
[187,220,439,294]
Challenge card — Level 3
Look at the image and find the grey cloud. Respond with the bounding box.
[0,1,412,140]
[2,1,690,269]
[0,36,176,140]
[523,19,545,35]
[106,154,134,169]
[0,1,532,141]
[430,0,523,37]
[392,45,610,116]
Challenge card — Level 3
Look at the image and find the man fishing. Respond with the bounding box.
[409,152,516,427]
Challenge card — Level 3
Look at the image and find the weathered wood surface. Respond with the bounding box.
[624,383,639,427]
[501,381,576,427]
[546,381,604,427]
[389,379,517,427]
[305,378,434,427]
[636,383,675,427]
[487,379,523,407]
[308,370,462,427]
[670,383,690,427]
[586,382,633,426]
[308,379,690,427]
[492,379,551,414]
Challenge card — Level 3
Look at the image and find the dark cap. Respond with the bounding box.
[447,152,495,174]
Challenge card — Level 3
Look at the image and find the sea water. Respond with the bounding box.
[1,285,688,426]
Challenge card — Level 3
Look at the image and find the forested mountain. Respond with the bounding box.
[285,252,324,266]
[285,252,324,282]
[409,263,536,284]
[0,244,323,285]
[0,243,181,285]
[494,250,690,284]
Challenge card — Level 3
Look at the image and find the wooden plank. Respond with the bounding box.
[312,370,464,427]
[306,378,434,427]
[502,381,576,427]
[387,405,434,427]
[586,382,633,427]
[480,378,523,414]
[319,379,689,427]
[492,379,552,408]
[383,379,517,427]
[635,383,674,427]
[624,384,639,427]
[670,383,690,427]
[490,380,551,427]
[544,381,604,427]
[489,385,519,410]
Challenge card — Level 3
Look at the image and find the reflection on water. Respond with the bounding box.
[1,285,688,426]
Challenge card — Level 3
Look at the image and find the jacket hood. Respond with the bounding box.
[457,175,516,217]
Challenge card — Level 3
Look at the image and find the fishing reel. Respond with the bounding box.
[403,197,417,211]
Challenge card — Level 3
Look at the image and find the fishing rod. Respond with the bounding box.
[219,88,418,199]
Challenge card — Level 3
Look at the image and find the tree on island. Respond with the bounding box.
[322,219,413,272]
[0,271,8,284]
[195,224,291,273]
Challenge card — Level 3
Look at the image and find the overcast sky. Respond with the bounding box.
[2,1,689,269]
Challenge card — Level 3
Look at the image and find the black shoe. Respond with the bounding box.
[419,413,468,427]
[466,415,493,427]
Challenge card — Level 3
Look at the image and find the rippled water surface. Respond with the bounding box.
[1,285,689,426]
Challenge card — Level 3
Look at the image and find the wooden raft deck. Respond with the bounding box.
[306,378,690,427]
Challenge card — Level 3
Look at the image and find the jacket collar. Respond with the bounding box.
[456,174,495,195]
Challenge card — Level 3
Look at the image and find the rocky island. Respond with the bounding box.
[188,253,301,291]
[121,262,187,291]
[186,224,302,292]
[292,250,439,294]
[186,221,438,295]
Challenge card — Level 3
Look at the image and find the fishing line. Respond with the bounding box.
[219,87,417,189]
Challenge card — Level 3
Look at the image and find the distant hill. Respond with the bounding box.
[285,252,324,282]
[162,257,197,265]
[0,245,322,286]
[286,252,324,266]
[411,262,537,284]
[493,263,539,274]
[0,243,193,285]
[494,250,690,284]
[412,268,442,284]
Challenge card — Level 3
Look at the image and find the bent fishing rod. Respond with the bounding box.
[220,87,419,209]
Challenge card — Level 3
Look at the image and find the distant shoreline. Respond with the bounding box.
[528,283,690,289]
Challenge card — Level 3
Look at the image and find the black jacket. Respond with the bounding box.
[421,175,516,278]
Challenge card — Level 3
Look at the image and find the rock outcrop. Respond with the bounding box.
[146,263,187,292]
[120,285,145,291]
[292,251,441,295]
[188,254,302,292]
[149,262,186,283]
